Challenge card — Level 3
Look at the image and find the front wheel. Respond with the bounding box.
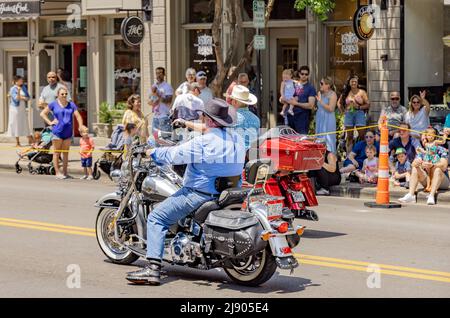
[96,207,139,265]
[223,247,277,287]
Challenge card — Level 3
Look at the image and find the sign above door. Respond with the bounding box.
[0,0,40,19]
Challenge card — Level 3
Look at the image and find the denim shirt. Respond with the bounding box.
[151,128,246,194]
[9,85,30,107]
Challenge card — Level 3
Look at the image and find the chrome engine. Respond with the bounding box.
[169,233,202,264]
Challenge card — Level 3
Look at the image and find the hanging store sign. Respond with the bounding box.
[121,16,145,47]
[0,1,40,18]
[353,5,377,41]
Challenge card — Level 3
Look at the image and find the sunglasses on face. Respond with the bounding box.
[391,97,400,101]
[48,76,56,79]
[300,73,309,76]
[60,93,68,96]
[412,101,420,104]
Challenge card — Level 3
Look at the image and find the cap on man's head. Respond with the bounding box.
[395,148,406,155]
[196,71,207,79]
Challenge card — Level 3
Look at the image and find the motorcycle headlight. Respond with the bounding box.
[110,169,122,183]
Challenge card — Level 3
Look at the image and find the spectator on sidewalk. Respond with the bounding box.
[123,94,149,142]
[340,130,379,177]
[378,91,407,138]
[308,150,341,196]
[399,145,449,205]
[171,82,204,122]
[7,75,33,147]
[149,67,173,133]
[38,71,72,110]
[388,122,420,163]
[337,75,370,155]
[315,76,338,154]
[196,71,214,105]
[283,65,316,134]
[354,144,379,184]
[79,126,95,180]
[390,147,411,188]
[175,68,196,96]
[40,87,86,180]
[404,90,430,138]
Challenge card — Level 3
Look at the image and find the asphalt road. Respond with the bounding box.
[0,170,449,298]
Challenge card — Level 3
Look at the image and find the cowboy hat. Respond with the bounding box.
[200,98,237,127]
[226,85,257,105]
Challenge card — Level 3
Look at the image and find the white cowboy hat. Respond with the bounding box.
[227,85,258,105]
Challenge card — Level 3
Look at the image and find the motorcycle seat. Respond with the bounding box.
[218,188,251,207]
[193,200,220,224]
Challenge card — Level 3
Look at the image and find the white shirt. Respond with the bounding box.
[172,93,205,121]
[405,107,430,136]
[176,81,190,95]
[151,81,174,118]
[198,87,213,105]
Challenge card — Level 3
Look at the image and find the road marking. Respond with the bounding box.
[0,217,95,233]
[1,217,450,284]
[298,259,450,284]
[295,253,450,278]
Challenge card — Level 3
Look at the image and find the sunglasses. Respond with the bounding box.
[412,101,420,104]
[48,76,56,79]
[391,97,400,101]
[60,93,68,96]
[300,73,309,76]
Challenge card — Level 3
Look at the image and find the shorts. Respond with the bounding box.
[81,157,93,168]
[344,110,366,127]
[52,134,71,141]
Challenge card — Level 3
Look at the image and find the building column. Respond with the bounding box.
[87,15,102,130]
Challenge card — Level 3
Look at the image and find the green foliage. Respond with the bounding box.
[98,102,113,124]
[294,0,336,21]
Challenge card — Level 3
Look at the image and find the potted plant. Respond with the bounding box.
[92,102,114,138]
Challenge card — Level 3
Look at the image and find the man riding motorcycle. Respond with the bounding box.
[126,98,246,286]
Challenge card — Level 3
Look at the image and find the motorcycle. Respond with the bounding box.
[251,126,327,222]
[95,142,305,286]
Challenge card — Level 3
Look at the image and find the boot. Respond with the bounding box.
[126,259,161,286]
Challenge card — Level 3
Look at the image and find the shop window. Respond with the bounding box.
[329,0,369,21]
[242,0,305,21]
[2,22,28,37]
[114,18,124,35]
[52,20,87,36]
[328,26,367,93]
[188,0,214,23]
[114,40,141,104]
[189,29,217,84]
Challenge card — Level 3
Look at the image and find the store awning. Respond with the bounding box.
[0,0,40,20]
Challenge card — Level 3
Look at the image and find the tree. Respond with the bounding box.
[210,0,275,97]
[294,0,335,21]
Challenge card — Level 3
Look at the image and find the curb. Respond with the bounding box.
[330,184,450,204]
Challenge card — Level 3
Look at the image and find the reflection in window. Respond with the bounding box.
[328,26,367,93]
[329,0,369,21]
[2,22,28,37]
[242,0,305,20]
[52,20,87,36]
[114,40,141,104]
[114,18,125,34]
[188,0,214,23]
[189,30,217,84]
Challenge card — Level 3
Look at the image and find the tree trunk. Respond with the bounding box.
[210,0,276,97]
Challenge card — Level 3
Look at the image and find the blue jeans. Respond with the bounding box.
[146,187,214,260]
[152,116,172,133]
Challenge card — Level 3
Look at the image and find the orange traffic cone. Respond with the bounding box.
[364,115,401,209]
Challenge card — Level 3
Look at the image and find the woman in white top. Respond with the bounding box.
[175,68,196,96]
[7,75,32,147]
[405,90,430,138]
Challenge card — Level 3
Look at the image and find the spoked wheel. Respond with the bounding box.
[48,166,56,175]
[96,207,139,265]
[223,247,277,287]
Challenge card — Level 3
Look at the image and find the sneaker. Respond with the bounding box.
[399,193,416,203]
[288,109,295,116]
[86,176,93,180]
[316,188,330,196]
[427,195,436,205]
[64,175,74,179]
[80,175,88,180]
[56,174,65,180]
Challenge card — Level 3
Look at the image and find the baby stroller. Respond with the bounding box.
[92,125,125,180]
[15,127,55,175]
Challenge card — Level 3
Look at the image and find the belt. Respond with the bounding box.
[188,188,219,198]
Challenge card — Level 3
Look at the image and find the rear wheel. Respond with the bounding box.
[223,247,277,287]
[96,207,139,265]
[93,169,101,180]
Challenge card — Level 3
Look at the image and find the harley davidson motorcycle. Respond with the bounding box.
[95,142,305,286]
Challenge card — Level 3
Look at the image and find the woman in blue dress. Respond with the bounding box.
[315,76,338,154]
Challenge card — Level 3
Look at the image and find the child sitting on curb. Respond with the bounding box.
[390,147,411,188]
[354,144,378,184]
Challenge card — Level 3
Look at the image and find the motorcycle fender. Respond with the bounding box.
[95,192,121,208]
[250,203,294,258]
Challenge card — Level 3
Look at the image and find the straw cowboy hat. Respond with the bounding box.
[200,98,237,127]
[225,85,258,105]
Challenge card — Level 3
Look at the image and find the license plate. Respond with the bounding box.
[291,191,305,202]
[267,203,283,216]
